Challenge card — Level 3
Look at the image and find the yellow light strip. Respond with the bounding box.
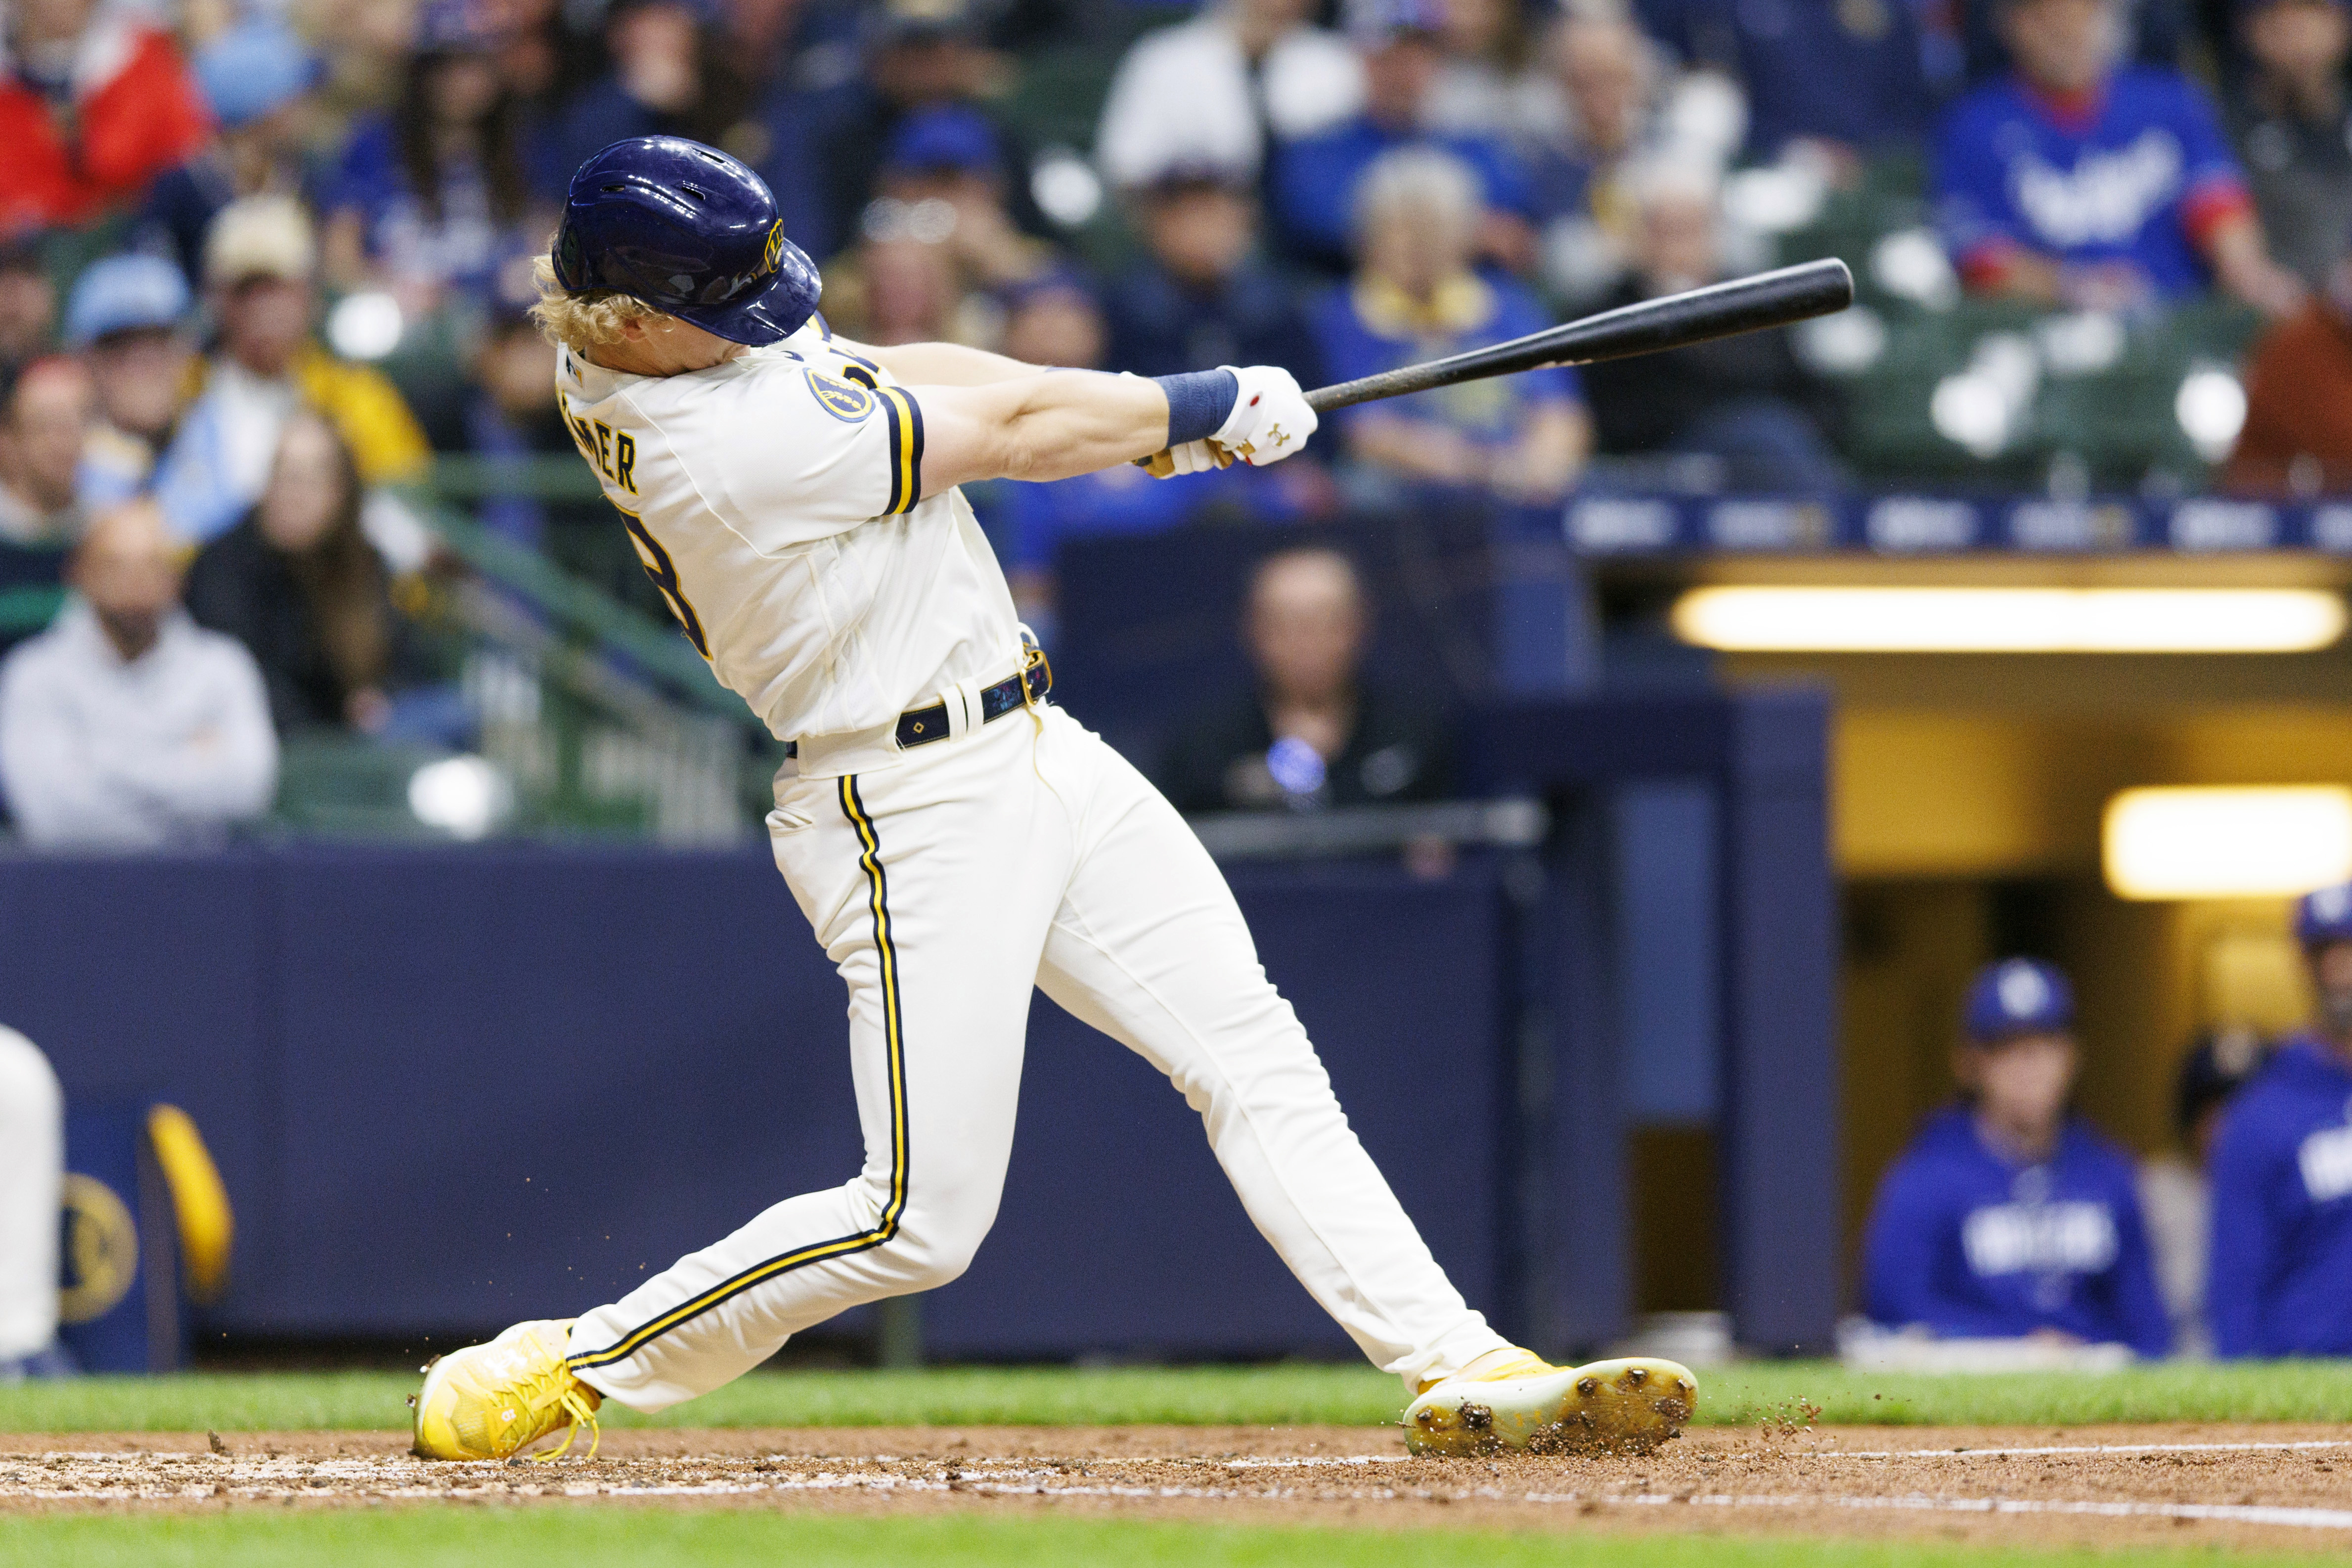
[1671,587,2347,653]
[2104,786,2352,900]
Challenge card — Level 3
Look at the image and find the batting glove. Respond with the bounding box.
[1143,439,1235,478]
[1213,364,1316,466]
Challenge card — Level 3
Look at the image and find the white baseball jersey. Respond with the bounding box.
[554,316,1022,763]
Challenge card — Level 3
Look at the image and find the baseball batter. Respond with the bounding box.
[410,137,1695,1461]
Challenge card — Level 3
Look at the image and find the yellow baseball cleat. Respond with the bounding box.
[410,1318,603,1461]
[1402,1348,1697,1456]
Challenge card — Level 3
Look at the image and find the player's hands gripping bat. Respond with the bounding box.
[1141,258,1854,475]
[1141,364,1319,476]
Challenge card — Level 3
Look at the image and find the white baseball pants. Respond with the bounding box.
[568,702,1507,1411]
[0,1026,62,1362]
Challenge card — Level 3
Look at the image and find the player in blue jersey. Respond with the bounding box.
[1935,0,2304,314]
[1862,958,2172,1358]
[2207,885,2352,1356]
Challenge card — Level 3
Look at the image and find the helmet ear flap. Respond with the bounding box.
[554,225,589,293]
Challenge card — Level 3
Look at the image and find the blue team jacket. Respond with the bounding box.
[2207,1036,2352,1357]
[1863,1107,2172,1357]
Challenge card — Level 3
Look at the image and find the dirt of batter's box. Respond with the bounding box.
[4,1424,2350,1554]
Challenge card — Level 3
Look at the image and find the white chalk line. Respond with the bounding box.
[1575,1490,2352,1532]
[1816,1438,2352,1461]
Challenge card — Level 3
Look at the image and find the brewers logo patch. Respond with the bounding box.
[807,367,874,421]
[59,1172,137,1324]
[763,219,787,275]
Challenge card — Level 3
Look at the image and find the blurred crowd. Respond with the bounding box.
[1,0,2352,847]
[1858,885,2352,1362]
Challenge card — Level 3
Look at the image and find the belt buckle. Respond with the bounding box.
[1018,643,1052,712]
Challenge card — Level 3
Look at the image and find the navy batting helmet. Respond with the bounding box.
[2296,883,2352,947]
[553,136,820,346]
[1962,957,2074,1044]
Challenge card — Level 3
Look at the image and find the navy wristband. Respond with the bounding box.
[1154,368,1240,447]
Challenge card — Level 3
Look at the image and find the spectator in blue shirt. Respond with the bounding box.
[1936,0,2305,315]
[1309,147,1588,506]
[2207,885,2352,1356]
[322,2,551,318]
[1862,958,2173,1359]
[1104,161,1322,384]
[1639,0,1933,160]
[1270,0,1539,275]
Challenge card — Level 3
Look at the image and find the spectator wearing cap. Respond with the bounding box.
[2225,0,2352,290]
[2207,886,2352,1356]
[869,106,1052,294]
[1095,0,1364,194]
[151,197,431,552]
[138,19,329,288]
[0,500,276,848]
[1270,0,1540,275]
[1640,0,1931,163]
[64,255,196,507]
[1860,958,2172,1359]
[0,235,55,391]
[1105,163,1322,385]
[1157,546,1454,824]
[2138,1027,2269,1357]
[0,0,212,231]
[0,358,96,546]
[1310,148,1587,506]
[822,106,1055,351]
[1576,162,1840,492]
[325,5,552,320]
[1937,0,2305,316]
[805,0,1034,260]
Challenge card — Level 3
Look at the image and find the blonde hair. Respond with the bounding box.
[528,253,665,353]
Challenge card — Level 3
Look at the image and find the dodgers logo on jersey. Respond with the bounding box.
[807,366,874,421]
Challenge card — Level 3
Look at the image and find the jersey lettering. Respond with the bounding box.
[1961,1201,2117,1277]
[615,431,637,494]
[619,507,710,660]
[2298,1123,2352,1203]
[592,420,615,482]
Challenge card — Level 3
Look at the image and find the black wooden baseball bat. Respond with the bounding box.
[1302,258,1855,413]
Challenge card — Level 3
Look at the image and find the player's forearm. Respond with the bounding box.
[857,339,1044,387]
[918,371,1171,491]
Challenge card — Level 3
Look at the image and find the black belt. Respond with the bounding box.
[783,650,1051,760]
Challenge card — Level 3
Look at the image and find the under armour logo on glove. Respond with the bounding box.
[1214,367,1317,466]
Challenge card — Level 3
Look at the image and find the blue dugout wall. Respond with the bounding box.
[0,847,1511,1358]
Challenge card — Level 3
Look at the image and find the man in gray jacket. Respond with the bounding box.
[0,501,276,848]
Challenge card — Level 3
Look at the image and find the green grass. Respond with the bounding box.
[0,1511,2335,1568]
[3,1360,2351,1434]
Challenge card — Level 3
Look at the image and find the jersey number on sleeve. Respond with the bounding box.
[618,508,711,660]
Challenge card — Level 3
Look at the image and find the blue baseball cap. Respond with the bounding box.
[193,20,321,130]
[2296,883,2352,947]
[63,254,192,347]
[881,106,1002,179]
[1962,958,2075,1044]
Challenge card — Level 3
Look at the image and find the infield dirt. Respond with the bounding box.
[5,1423,2352,1552]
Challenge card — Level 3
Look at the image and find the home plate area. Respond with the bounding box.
[6,1424,2352,1550]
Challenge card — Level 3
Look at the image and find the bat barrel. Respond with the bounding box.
[1303,258,1855,414]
